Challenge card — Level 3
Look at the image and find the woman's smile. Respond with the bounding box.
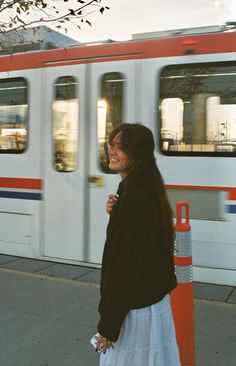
[108,133,130,179]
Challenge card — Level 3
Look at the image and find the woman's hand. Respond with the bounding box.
[96,334,113,353]
[106,194,118,214]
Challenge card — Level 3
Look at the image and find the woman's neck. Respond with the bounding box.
[120,172,128,180]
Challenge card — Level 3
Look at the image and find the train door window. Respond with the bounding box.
[159,62,236,156]
[53,76,78,172]
[97,72,125,173]
[0,78,28,153]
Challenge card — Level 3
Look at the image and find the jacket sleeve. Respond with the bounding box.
[97,196,150,342]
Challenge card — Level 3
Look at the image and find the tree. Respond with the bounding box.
[0,0,110,51]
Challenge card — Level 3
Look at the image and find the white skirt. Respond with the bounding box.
[99,294,181,366]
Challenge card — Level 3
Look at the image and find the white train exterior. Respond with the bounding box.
[0,26,236,285]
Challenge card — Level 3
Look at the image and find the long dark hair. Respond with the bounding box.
[109,123,174,254]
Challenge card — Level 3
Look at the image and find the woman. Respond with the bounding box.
[96,123,181,366]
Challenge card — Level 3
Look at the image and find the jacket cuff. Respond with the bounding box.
[97,309,127,342]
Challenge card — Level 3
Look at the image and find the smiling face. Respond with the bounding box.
[108,132,130,179]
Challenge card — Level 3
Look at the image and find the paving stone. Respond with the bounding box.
[227,288,236,304]
[76,269,101,284]
[37,263,92,279]
[1,257,54,273]
[193,282,233,302]
[0,254,19,265]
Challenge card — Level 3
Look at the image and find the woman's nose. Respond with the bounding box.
[108,145,116,154]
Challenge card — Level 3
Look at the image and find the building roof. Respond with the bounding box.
[0,26,80,54]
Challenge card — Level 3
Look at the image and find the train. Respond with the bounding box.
[0,24,236,285]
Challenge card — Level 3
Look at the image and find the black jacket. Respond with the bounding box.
[97,180,177,342]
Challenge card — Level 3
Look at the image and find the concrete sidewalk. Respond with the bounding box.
[0,267,236,366]
[0,269,100,366]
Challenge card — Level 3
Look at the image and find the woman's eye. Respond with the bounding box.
[108,142,122,150]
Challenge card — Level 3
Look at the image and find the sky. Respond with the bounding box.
[51,0,236,43]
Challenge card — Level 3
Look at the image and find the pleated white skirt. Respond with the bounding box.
[99,294,181,366]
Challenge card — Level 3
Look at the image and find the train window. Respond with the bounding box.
[159,62,236,156]
[0,78,28,153]
[97,72,125,173]
[53,76,78,172]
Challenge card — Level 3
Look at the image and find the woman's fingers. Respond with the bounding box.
[106,194,118,214]
[102,338,113,353]
[108,194,118,203]
[95,334,103,352]
[96,335,113,353]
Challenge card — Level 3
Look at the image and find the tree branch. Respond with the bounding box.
[0,0,20,13]
[0,0,109,50]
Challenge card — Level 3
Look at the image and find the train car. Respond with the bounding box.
[0,25,236,285]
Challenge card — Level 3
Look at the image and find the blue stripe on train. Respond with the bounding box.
[0,191,42,200]
[226,205,236,214]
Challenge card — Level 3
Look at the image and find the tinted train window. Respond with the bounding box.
[159,62,236,156]
[97,72,125,173]
[0,78,27,153]
[53,76,78,172]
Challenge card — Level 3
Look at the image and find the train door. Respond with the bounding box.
[43,65,86,261]
[87,61,137,264]
[42,61,137,265]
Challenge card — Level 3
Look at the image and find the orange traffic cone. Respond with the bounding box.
[171,201,195,366]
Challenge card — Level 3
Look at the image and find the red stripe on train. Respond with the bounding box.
[0,178,42,190]
[1,31,236,72]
